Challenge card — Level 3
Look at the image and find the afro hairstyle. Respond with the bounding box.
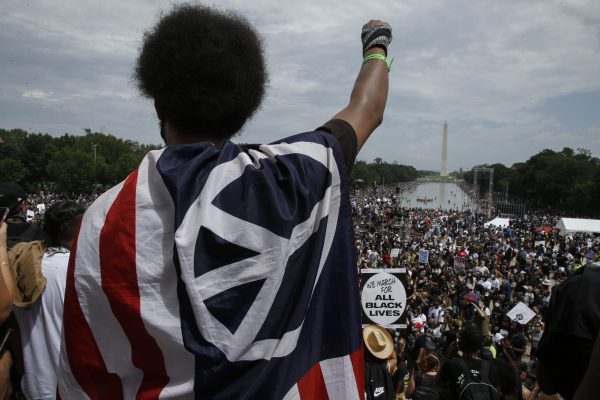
[134,3,267,139]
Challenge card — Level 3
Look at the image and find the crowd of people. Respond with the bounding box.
[354,185,600,400]
[1,181,598,399]
[15,192,95,227]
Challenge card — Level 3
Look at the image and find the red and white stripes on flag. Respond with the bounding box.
[285,349,364,400]
[58,150,195,399]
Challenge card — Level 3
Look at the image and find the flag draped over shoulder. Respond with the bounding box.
[57,131,364,400]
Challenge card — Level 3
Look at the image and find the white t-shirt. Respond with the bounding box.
[489,277,500,291]
[479,279,492,292]
[14,250,69,400]
[411,314,427,333]
[523,291,535,306]
[427,306,445,324]
[368,251,379,266]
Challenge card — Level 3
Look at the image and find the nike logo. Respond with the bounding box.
[374,387,384,397]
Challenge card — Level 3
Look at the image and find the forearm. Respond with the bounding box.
[416,347,425,364]
[331,21,391,151]
[502,346,517,368]
[0,244,13,324]
[405,375,416,397]
[355,48,389,115]
[0,351,12,399]
[476,309,485,318]
[337,48,388,150]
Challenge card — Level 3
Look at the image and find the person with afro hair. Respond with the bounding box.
[59,3,393,398]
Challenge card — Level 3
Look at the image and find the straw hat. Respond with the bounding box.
[363,325,394,360]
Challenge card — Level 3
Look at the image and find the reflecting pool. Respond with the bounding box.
[397,182,479,211]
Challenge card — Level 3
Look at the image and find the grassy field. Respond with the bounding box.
[419,175,461,182]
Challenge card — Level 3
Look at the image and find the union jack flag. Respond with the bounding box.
[58,131,364,399]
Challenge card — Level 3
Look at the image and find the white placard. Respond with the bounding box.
[391,248,400,258]
[361,269,407,328]
[419,249,429,264]
[506,302,536,325]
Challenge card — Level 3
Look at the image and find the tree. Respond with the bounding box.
[351,159,417,186]
[19,133,57,189]
[0,158,27,184]
[48,147,96,193]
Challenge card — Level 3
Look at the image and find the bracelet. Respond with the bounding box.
[363,53,393,71]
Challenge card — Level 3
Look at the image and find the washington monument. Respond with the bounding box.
[440,121,448,177]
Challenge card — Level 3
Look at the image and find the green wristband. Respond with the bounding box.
[362,53,393,71]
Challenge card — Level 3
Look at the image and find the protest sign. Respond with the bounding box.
[418,249,429,264]
[534,240,545,248]
[390,248,400,258]
[454,256,466,270]
[361,268,407,328]
[507,302,536,325]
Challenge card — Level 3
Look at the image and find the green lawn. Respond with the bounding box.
[420,175,460,182]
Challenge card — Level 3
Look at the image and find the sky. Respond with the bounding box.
[1,0,599,171]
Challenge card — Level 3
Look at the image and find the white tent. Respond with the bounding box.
[556,218,600,234]
[484,217,510,228]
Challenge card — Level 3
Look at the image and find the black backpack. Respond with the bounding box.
[456,359,500,400]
